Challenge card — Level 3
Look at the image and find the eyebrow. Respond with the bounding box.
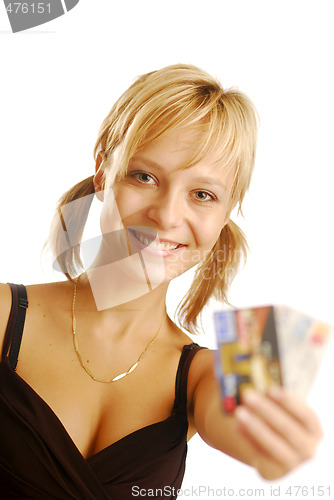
[130,156,228,193]
[190,177,227,193]
[131,156,170,171]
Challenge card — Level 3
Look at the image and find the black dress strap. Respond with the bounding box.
[2,283,28,370]
[173,343,205,416]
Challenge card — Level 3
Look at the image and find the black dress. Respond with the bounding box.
[0,283,204,499]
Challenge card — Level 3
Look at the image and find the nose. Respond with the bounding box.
[147,188,185,230]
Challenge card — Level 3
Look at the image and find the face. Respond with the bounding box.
[98,128,236,285]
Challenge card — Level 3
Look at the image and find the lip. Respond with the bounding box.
[127,228,186,257]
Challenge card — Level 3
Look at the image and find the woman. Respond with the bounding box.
[0,64,322,499]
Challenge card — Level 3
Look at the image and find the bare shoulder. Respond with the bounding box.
[187,347,216,400]
[25,281,72,308]
[0,280,71,355]
[0,283,13,352]
[164,321,216,389]
[24,281,73,338]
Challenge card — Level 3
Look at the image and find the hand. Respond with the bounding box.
[234,387,323,480]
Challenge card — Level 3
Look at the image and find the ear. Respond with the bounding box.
[94,151,106,201]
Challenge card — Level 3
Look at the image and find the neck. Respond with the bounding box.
[74,271,170,339]
[83,236,168,312]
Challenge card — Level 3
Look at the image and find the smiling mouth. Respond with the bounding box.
[129,229,184,252]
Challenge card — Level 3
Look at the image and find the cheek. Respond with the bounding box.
[99,188,125,234]
[180,221,224,273]
[195,213,227,249]
[110,187,149,226]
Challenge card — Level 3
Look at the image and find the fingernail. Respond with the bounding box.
[235,407,251,423]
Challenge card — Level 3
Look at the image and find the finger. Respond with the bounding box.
[241,389,321,460]
[243,390,309,446]
[268,387,322,437]
[235,405,301,470]
[236,415,300,480]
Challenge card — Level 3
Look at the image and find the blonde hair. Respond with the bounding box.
[48,63,258,333]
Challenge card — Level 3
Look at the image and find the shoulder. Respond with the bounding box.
[187,347,216,402]
[184,346,217,439]
[189,346,215,378]
[25,281,72,309]
[24,282,74,340]
[164,317,196,350]
[164,320,216,393]
[0,280,71,354]
[0,283,13,353]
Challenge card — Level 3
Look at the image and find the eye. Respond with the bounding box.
[129,171,157,185]
[192,190,217,202]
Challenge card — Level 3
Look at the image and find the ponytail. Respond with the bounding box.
[176,220,248,334]
[46,176,95,281]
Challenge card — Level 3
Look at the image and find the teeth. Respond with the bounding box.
[134,231,179,251]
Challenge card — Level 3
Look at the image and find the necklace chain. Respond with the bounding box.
[71,284,166,383]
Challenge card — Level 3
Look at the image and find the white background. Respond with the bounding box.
[1,1,333,498]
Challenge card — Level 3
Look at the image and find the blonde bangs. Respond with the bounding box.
[183,91,259,214]
[107,85,224,179]
[94,67,258,216]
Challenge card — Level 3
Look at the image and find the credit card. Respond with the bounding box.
[213,305,332,413]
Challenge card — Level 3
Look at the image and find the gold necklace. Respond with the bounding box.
[71,284,166,383]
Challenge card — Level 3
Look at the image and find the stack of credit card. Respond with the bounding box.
[213,305,332,413]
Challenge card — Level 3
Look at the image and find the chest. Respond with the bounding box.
[15,324,188,459]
